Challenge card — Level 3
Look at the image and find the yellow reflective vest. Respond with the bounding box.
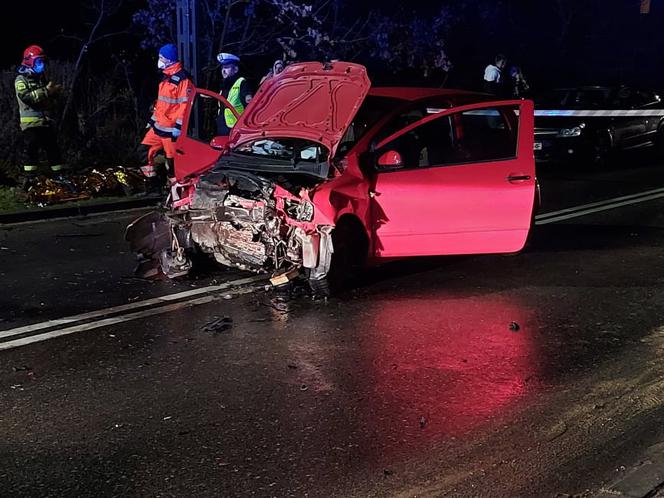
[224,77,246,128]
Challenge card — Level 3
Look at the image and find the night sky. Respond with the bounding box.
[0,0,141,67]
[2,0,78,66]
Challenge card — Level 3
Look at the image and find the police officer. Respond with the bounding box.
[216,53,252,136]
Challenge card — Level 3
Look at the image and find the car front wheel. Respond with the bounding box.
[308,218,368,297]
[591,130,612,168]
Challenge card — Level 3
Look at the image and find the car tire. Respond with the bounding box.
[308,217,368,297]
[656,123,664,159]
[591,130,612,169]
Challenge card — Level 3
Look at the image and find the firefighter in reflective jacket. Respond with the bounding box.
[216,53,252,136]
[15,45,64,186]
[140,43,194,186]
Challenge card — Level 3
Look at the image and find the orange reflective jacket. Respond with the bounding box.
[149,62,194,138]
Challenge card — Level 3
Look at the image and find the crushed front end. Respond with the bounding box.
[125,169,333,284]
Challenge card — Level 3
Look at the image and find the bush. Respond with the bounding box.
[0,70,23,182]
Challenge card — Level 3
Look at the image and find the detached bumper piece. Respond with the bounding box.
[125,210,194,279]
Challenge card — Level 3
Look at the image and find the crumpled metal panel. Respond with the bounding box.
[191,221,269,271]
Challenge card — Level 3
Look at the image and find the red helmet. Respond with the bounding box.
[22,45,45,67]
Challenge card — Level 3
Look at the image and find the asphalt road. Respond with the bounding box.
[4,156,664,497]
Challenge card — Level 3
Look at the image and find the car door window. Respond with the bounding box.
[186,93,225,144]
[378,114,454,169]
[455,107,518,162]
[377,105,518,170]
[373,103,453,146]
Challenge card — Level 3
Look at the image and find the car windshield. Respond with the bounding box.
[233,138,326,163]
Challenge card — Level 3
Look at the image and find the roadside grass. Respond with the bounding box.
[0,187,26,212]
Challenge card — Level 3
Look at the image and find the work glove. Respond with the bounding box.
[171,128,181,141]
[46,81,62,96]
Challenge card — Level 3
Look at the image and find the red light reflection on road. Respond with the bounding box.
[359,292,539,439]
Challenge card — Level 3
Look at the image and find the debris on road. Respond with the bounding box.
[261,296,290,314]
[201,316,233,334]
[509,321,521,332]
[419,416,427,429]
[12,365,32,373]
[270,267,300,287]
[544,421,568,442]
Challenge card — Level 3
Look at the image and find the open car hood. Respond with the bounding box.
[228,61,371,158]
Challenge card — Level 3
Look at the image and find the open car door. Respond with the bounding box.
[370,99,536,258]
[173,88,239,181]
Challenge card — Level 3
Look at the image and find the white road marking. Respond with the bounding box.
[535,186,664,221]
[536,190,664,225]
[0,286,259,352]
[0,274,267,340]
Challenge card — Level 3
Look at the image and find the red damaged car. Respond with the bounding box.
[126,61,536,294]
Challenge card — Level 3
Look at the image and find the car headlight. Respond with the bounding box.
[284,199,314,222]
[557,123,585,137]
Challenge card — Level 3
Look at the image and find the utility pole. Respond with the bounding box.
[176,0,199,136]
[640,0,651,14]
[176,0,198,82]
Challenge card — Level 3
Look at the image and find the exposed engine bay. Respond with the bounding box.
[126,169,333,284]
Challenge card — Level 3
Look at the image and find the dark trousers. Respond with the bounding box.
[22,126,62,172]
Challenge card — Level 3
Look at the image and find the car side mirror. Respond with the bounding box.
[377,150,403,169]
[210,136,229,151]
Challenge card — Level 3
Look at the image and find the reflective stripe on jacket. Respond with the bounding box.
[224,77,246,128]
[15,73,49,130]
[150,62,194,138]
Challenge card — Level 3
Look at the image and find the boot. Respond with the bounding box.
[19,173,37,193]
[164,157,175,180]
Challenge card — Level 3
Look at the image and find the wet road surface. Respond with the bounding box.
[3,158,664,496]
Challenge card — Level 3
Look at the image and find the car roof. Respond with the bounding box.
[368,87,497,105]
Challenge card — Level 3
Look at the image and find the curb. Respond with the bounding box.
[0,195,162,225]
[593,442,664,498]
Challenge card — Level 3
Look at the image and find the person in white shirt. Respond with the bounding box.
[483,54,507,95]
